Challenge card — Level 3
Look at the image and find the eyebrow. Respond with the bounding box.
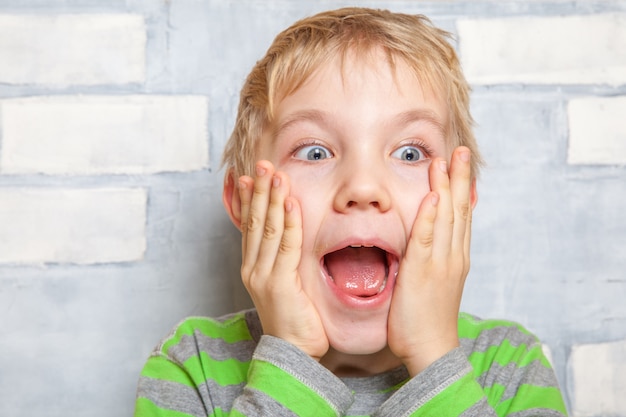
[392,109,447,138]
[271,108,447,142]
[271,109,330,142]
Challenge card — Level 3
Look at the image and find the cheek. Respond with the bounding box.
[287,176,328,250]
[391,172,432,230]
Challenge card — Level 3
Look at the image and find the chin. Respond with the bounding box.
[325,316,390,355]
[332,339,388,356]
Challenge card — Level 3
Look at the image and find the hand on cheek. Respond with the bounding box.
[387,147,473,377]
[238,161,329,361]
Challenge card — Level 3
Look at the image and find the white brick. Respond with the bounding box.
[0,14,145,86]
[567,96,626,165]
[0,95,209,175]
[0,188,146,264]
[542,344,554,368]
[458,14,626,85]
[569,340,626,417]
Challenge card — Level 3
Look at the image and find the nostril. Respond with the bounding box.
[346,200,380,209]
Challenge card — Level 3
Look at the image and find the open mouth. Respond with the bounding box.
[323,245,396,298]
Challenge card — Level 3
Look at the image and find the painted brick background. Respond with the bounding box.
[0,14,145,86]
[0,1,624,416]
[457,14,626,86]
[567,96,626,165]
[1,95,209,174]
[0,188,146,264]
[569,340,626,416]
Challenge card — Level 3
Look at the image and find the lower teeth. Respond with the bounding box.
[377,278,387,294]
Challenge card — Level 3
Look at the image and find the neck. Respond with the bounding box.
[320,346,403,377]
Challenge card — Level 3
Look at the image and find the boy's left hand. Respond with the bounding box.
[387,146,473,377]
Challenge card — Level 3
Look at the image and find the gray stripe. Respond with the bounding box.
[202,376,246,411]
[508,408,566,417]
[343,366,408,416]
[138,375,251,415]
[483,359,561,403]
[254,336,353,414]
[374,348,472,417]
[244,309,263,342]
[348,389,394,415]
[460,325,538,356]
[167,332,257,363]
[233,386,299,417]
[137,376,209,417]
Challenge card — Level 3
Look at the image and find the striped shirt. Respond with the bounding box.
[135,309,568,417]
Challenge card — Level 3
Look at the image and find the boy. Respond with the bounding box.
[135,8,567,416]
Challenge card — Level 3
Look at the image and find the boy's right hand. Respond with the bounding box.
[238,160,329,361]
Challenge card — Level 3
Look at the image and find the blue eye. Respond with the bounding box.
[392,145,426,162]
[294,145,332,161]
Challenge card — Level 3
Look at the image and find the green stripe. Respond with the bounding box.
[162,314,253,353]
[141,355,195,388]
[468,339,550,371]
[143,351,250,389]
[416,372,483,415]
[208,408,241,417]
[247,360,338,417]
[483,382,507,408]
[135,397,195,417]
[496,385,567,415]
[183,351,249,387]
[458,314,533,339]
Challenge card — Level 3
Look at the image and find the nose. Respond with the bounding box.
[333,161,391,213]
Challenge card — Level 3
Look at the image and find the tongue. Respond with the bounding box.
[325,247,387,297]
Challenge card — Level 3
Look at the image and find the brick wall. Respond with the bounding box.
[0,1,623,416]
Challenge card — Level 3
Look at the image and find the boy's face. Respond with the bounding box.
[255,50,451,357]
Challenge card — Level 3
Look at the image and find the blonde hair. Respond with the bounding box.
[222,7,483,178]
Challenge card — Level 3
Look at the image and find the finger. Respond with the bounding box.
[429,157,453,261]
[242,161,275,273]
[464,188,473,256]
[406,191,440,267]
[448,147,472,256]
[238,175,254,258]
[274,195,303,277]
[254,171,290,274]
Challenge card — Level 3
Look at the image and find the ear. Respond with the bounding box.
[470,177,478,210]
[222,170,242,231]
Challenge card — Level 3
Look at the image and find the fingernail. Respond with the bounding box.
[439,160,447,173]
[431,193,440,206]
[256,165,266,177]
[284,199,293,212]
[272,175,281,188]
[238,180,246,190]
[460,150,470,163]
